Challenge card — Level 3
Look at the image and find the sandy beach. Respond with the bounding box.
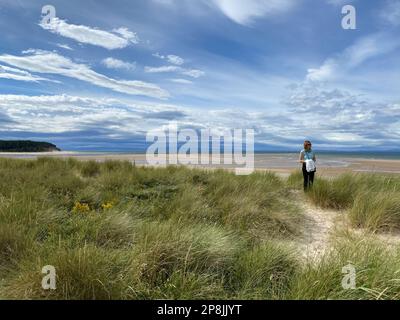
[1,152,399,177]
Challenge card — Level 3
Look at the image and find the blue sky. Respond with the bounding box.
[0,0,399,151]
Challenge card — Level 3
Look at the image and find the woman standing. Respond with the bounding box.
[299,140,316,191]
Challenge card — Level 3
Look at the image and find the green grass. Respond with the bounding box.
[0,158,302,299]
[291,172,400,231]
[1,158,400,300]
[289,233,400,300]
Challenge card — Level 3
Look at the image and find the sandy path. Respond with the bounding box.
[297,199,343,261]
[294,192,400,262]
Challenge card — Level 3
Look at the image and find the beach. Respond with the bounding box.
[1,152,399,177]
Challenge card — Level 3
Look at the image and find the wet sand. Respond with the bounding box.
[0,152,399,177]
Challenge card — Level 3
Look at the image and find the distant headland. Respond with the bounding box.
[0,140,60,152]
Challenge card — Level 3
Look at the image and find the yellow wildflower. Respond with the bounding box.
[101,201,114,210]
[72,202,90,213]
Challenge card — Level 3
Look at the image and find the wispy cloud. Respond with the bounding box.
[209,0,297,25]
[167,55,185,65]
[39,18,139,50]
[102,57,136,71]
[181,69,205,78]
[170,78,193,84]
[306,33,400,82]
[0,50,168,99]
[145,65,204,78]
[145,65,182,73]
[56,43,73,50]
[153,53,185,65]
[0,64,56,82]
[151,0,298,26]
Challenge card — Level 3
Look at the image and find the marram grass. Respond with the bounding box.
[0,157,400,299]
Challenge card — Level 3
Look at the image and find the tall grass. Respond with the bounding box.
[306,174,358,210]
[289,171,400,231]
[1,158,400,299]
[0,158,303,299]
[290,233,400,300]
[350,191,400,231]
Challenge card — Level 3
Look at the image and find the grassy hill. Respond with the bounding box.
[0,157,399,299]
[0,140,60,152]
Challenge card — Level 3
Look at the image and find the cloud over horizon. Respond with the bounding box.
[1,89,398,151]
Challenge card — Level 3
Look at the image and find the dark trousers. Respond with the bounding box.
[302,163,315,191]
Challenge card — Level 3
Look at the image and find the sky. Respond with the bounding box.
[0,0,399,152]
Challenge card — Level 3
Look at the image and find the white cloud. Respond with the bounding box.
[307,59,336,81]
[39,18,138,50]
[0,90,398,149]
[324,132,364,142]
[151,0,297,26]
[150,53,205,77]
[0,94,184,133]
[343,34,399,67]
[56,43,73,50]
[283,84,400,146]
[102,57,136,70]
[0,64,56,82]
[152,52,165,59]
[112,27,139,43]
[145,65,205,78]
[288,85,376,118]
[21,48,49,55]
[153,53,185,65]
[167,55,185,65]
[145,65,182,73]
[170,78,193,84]
[306,33,400,82]
[0,51,169,99]
[181,69,205,78]
[210,0,297,25]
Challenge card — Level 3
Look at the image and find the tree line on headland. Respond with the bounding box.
[0,140,60,152]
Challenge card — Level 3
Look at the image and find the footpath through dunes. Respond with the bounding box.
[296,193,343,261]
[290,189,400,263]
